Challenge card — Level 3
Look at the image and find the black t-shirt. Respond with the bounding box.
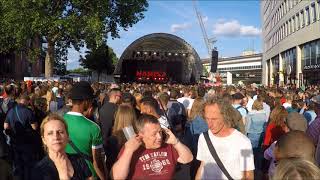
[31,153,92,180]
[99,101,118,140]
[5,104,37,144]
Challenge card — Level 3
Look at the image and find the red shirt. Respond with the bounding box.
[118,144,179,180]
[263,122,285,148]
[280,97,286,105]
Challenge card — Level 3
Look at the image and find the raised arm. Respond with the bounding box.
[164,128,193,164]
[92,147,107,180]
[112,135,142,179]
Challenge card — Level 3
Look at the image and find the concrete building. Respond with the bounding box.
[261,0,320,86]
[202,51,262,85]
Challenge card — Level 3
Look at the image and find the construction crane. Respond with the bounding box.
[192,0,217,56]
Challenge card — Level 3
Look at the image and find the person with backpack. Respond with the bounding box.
[4,94,40,180]
[166,89,187,136]
[232,92,248,125]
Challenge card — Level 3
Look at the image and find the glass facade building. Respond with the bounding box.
[261,0,320,86]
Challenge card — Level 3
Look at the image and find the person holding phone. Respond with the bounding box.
[112,114,193,180]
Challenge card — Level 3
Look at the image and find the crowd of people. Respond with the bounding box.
[1,80,320,179]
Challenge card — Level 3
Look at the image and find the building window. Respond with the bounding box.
[317,40,320,65]
[311,41,317,66]
[301,10,305,27]
[311,3,316,22]
[296,13,300,30]
[318,0,320,21]
[288,21,291,35]
[306,7,310,25]
[303,44,311,67]
[292,16,296,32]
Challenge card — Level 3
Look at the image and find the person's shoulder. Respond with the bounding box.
[33,156,52,172]
[67,153,86,163]
[231,129,251,144]
[101,101,117,109]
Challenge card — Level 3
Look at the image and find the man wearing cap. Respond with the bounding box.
[64,81,107,179]
[264,112,308,177]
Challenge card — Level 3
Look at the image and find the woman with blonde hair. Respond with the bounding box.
[272,158,320,180]
[245,100,268,149]
[31,114,92,179]
[105,104,137,172]
[263,105,288,150]
[184,97,208,179]
[46,90,58,113]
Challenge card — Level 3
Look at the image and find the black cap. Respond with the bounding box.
[70,81,95,100]
[232,92,245,100]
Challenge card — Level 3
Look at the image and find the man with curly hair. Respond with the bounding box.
[196,97,255,180]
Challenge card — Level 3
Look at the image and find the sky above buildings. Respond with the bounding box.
[67,0,262,70]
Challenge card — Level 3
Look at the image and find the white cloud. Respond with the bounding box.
[212,20,261,37]
[170,23,192,33]
[240,25,261,37]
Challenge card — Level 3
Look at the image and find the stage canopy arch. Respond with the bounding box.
[114,33,202,84]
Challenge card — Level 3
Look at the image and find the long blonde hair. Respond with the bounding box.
[189,97,204,121]
[270,105,288,126]
[112,104,137,146]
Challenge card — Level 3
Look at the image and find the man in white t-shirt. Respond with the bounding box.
[196,97,255,180]
[177,88,195,110]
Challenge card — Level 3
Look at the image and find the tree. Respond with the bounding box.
[0,0,148,77]
[53,47,67,76]
[68,68,90,76]
[80,44,117,81]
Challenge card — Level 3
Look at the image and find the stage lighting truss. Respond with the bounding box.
[133,51,188,59]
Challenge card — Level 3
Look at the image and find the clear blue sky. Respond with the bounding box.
[67,0,262,70]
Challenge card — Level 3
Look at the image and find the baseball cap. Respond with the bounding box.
[285,112,307,132]
[70,81,95,100]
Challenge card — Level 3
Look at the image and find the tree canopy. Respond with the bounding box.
[0,0,148,77]
[80,44,117,81]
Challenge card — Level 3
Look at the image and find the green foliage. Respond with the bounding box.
[54,47,67,75]
[203,66,209,76]
[68,67,89,75]
[26,47,41,63]
[80,44,117,75]
[0,0,148,76]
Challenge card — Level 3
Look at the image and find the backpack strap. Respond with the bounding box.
[203,131,234,180]
[236,106,248,114]
[69,140,93,162]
